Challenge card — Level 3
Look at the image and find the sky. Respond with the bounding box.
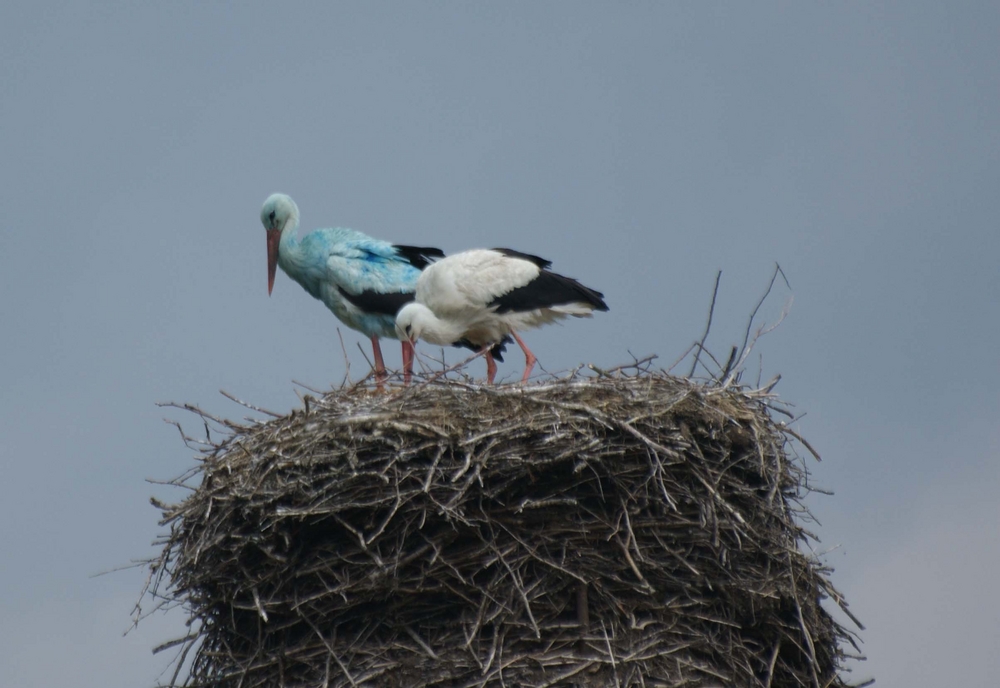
[1,2,998,686]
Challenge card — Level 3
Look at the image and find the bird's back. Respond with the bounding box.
[417,249,540,317]
[288,227,441,338]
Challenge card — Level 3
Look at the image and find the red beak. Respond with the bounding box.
[266,228,281,295]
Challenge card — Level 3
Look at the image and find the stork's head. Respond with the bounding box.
[260,193,299,295]
[395,302,428,344]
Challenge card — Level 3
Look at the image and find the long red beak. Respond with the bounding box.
[266,228,281,295]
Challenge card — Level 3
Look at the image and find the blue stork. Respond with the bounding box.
[260,193,444,384]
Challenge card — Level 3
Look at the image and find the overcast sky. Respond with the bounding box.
[2,3,998,686]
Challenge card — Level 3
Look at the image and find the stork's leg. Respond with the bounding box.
[401,340,414,385]
[370,335,387,382]
[484,348,498,384]
[511,331,537,382]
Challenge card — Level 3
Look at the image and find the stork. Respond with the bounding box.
[261,193,443,384]
[395,248,608,383]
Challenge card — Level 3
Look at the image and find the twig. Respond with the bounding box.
[336,327,352,385]
[764,638,781,688]
[152,633,199,655]
[218,390,282,418]
[689,270,722,378]
[738,263,790,364]
[782,425,823,462]
[403,625,439,659]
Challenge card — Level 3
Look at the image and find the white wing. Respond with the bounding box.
[417,250,540,318]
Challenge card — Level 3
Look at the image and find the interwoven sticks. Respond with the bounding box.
[145,374,862,687]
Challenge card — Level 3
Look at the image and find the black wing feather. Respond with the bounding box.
[393,245,446,270]
[338,286,415,316]
[490,270,609,314]
[453,335,512,362]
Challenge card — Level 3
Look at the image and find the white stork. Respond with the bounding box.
[395,248,608,383]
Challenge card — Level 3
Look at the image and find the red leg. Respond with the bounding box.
[401,340,414,385]
[484,348,498,384]
[371,335,387,383]
[511,331,536,382]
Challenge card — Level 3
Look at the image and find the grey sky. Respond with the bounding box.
[2,3,998,685]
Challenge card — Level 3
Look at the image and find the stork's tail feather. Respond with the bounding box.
[489,335,513,362]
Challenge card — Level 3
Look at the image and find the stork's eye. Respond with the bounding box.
[269,210,276,221]
[405,325,412,335]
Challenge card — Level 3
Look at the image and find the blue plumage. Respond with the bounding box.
[260,193,443,381]
[282,227,427,338]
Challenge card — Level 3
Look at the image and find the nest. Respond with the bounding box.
[144,370,864,687]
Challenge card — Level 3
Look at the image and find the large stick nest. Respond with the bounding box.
[144,370,863,687]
